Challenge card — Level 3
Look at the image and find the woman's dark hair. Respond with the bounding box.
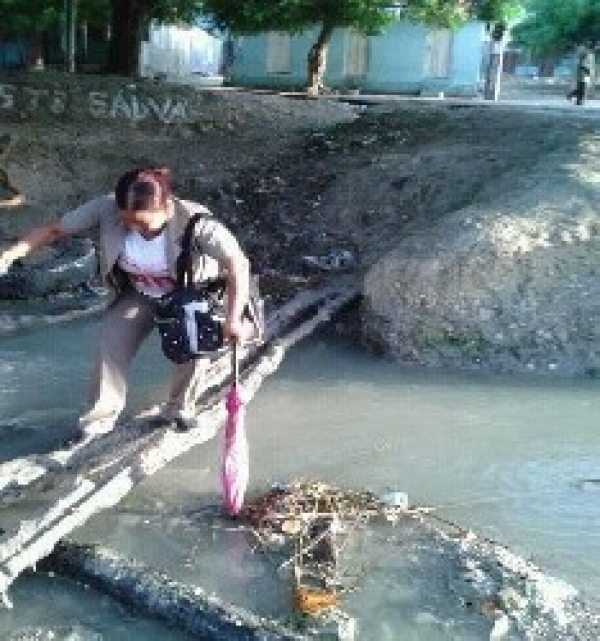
[115,166,171,211]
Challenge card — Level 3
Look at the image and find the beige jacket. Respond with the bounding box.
[59,195,243,295]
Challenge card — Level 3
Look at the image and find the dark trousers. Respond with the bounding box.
[567,81,587,105]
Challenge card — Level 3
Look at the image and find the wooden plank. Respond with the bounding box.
[0,284,352,495]
[0,285,359,602]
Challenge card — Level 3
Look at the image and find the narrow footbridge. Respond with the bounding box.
[0,283,359,604]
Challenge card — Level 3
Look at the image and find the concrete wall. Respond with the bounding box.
[449,21,486,92]
[229,19,485,96]
[0,72,201,125]
[230,27,327,90]
[363,21,427,94]
[141,24,224,80]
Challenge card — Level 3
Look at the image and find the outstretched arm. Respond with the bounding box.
[0,221,64,273]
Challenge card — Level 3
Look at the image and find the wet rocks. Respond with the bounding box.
[42,541,306,640]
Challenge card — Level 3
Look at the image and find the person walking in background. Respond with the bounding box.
[567,49,592,105]
[0,166,250,438]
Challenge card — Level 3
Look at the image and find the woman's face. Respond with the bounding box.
[118,205,171,238]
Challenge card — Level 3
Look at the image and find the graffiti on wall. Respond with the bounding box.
[0,83,189,124]
[0,85,68,114]
[88,90,188,122]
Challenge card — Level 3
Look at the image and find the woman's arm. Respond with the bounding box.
[188,212,251,342]
[0,221,64,273]
[221,252,250,343]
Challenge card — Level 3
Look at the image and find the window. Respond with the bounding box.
[267,32,291,74]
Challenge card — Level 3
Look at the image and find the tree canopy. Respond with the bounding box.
[0,0,206,74]
[200,0,520,92]
[0,0,207,34]
[0,0,523,79]
[200,0,478,35]
[474,0,522,25]
[199,0,521,34]
[0,0,63,34]
[0,0,116,35]
[513,0,600,56]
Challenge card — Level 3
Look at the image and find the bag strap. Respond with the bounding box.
[175,212,204,288]
[175,212,227,295]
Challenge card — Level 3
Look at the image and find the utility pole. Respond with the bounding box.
[64,0,77,72]
[483,23,506,101]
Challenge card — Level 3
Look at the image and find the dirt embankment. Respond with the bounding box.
[0,71,357,237]
[2,72,599,376]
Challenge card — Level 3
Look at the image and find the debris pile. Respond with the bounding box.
[234,480,600,640]
[241,480,412,638]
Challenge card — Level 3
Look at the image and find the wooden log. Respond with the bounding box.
[42,541,307,640]
[0,285,359,600]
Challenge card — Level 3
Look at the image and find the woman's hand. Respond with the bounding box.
[0,253,14,276]
[0,222,64,276]
[223,316,245,344]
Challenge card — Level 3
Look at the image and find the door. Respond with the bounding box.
[424,29,452,78]
[344,28,368,83]
[267,32,291,74]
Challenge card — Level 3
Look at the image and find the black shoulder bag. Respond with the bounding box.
[154,214,263,364]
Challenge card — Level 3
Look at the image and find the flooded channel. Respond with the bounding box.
[1,317,599,638]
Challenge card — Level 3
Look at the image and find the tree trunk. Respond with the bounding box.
[28,31,45,70]
[483,42,504,101]
[64,0,77,72]
[106,0,148,76]
[306,23,334,96]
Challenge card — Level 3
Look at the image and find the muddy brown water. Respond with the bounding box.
[0,318,599,639]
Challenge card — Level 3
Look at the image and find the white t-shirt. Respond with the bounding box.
[118,230,175,298]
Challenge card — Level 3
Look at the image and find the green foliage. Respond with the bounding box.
[406,0,471,28]
[200,0,527,35]
[473,0,522,24]
[200,0,526,36]
[0,0,64,34]
[80,0,204,27]
[148,0,205,26]
[513,0,600,56]
[78,0,111,26]
[0,0,206,36]
[0,0,115,34]
[200,0,399,35]
[199,0,525,91]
